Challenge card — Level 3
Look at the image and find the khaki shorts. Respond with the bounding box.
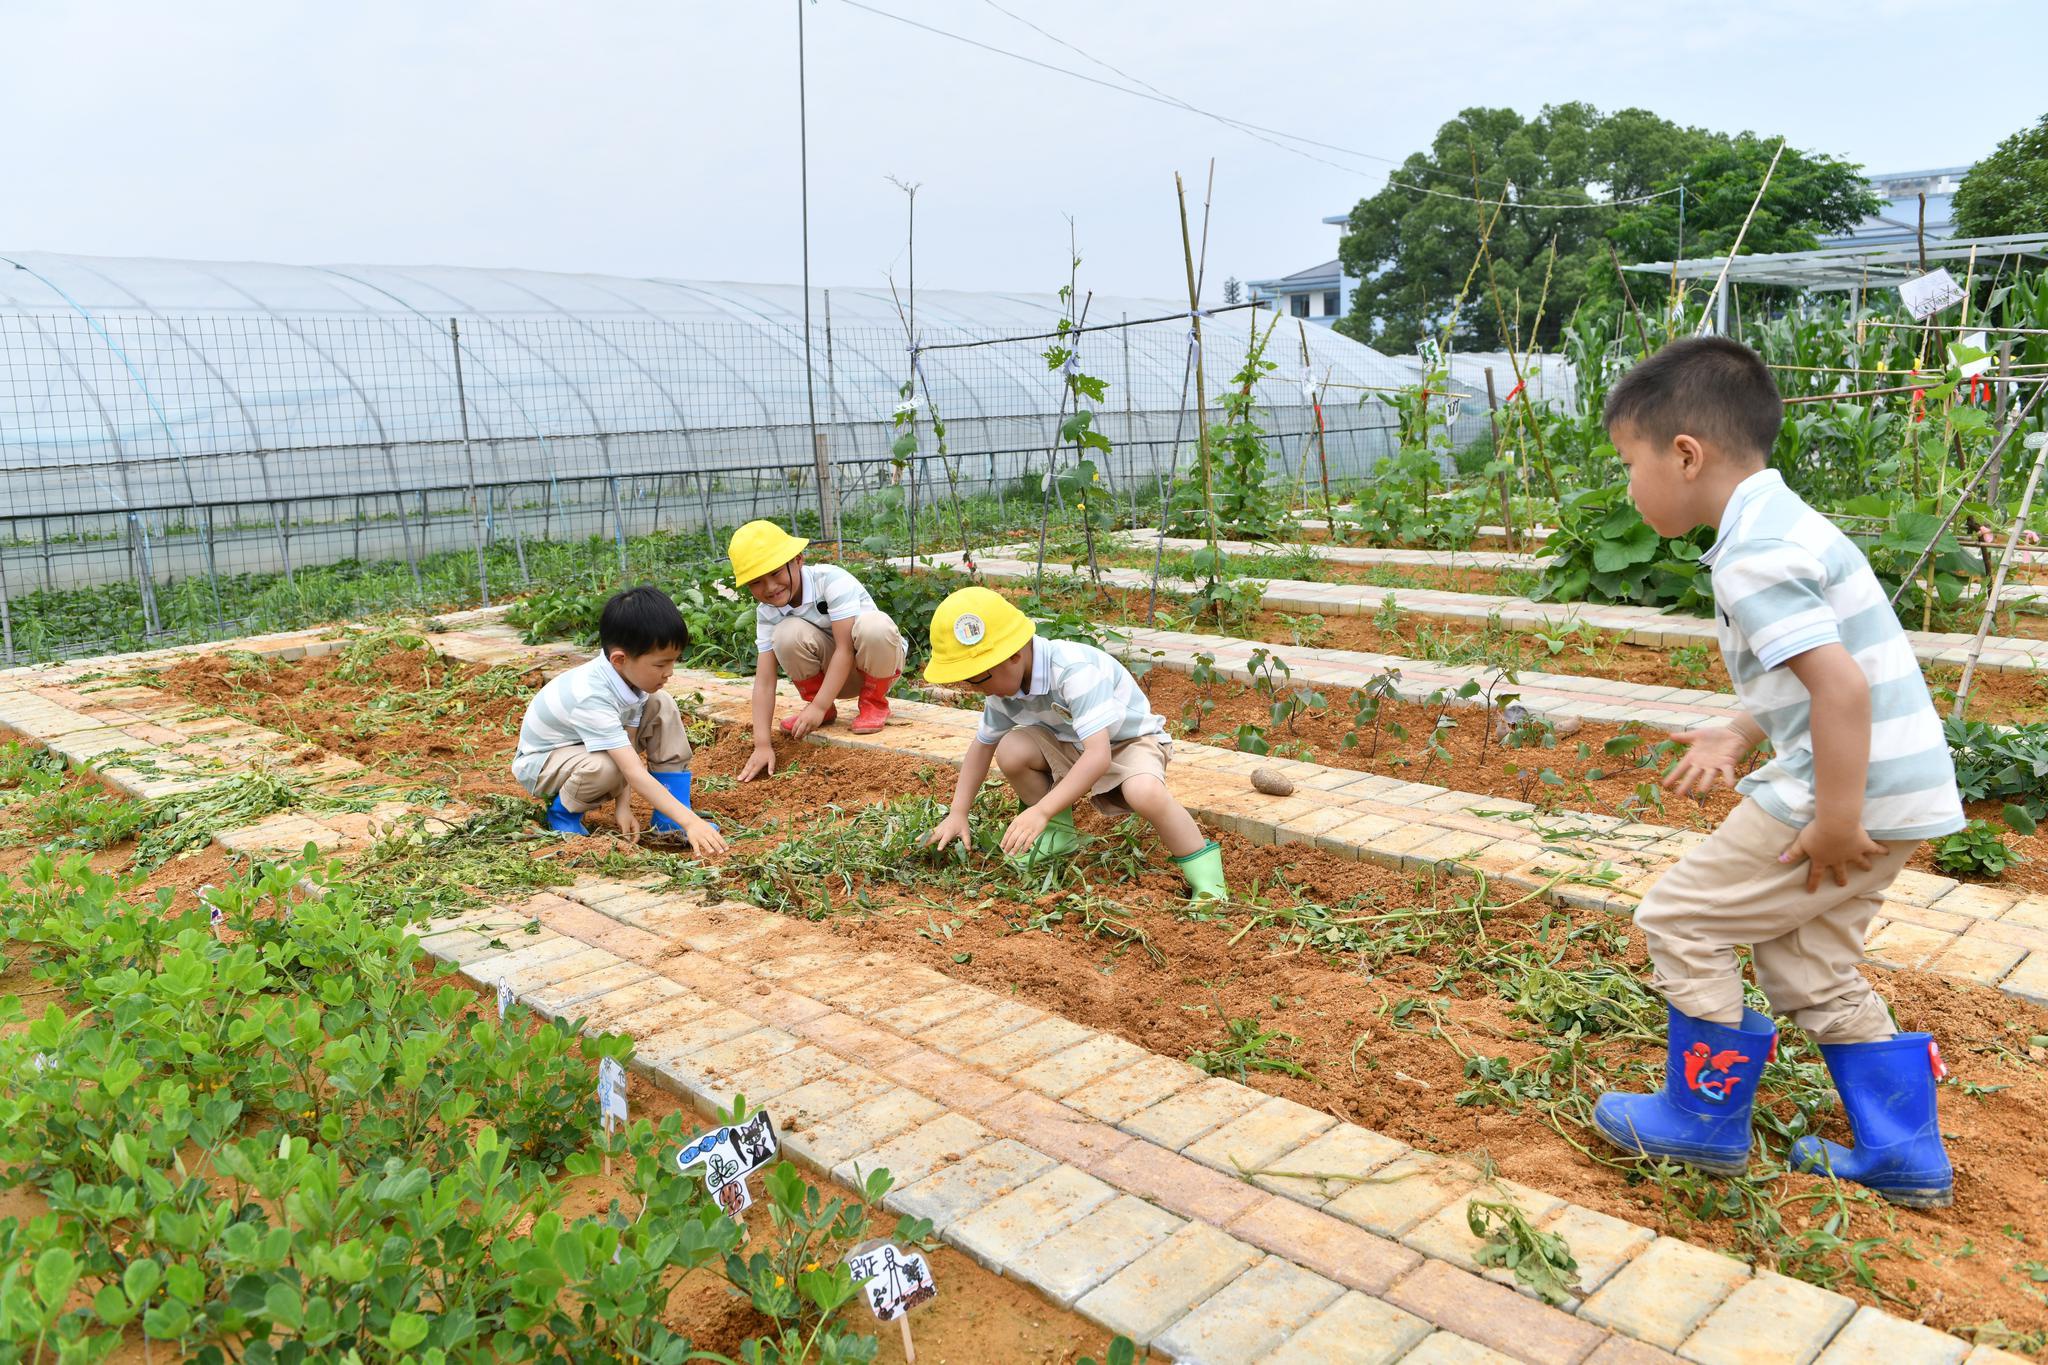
[1013,728,1170,818]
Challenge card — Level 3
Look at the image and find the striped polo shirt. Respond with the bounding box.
[754,564,902,654]
[974,637,1169,749]
[511,652,647,793]
[1704,468,1963,841]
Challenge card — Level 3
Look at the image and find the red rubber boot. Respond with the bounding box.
[780,674,838,734]
[850,672,897,735]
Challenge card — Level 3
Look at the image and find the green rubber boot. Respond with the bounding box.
[1173,840,1228,901]
[1011,808,1081,871]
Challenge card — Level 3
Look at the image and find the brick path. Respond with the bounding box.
[915,549,2048,676]
[0,612,2031,1365]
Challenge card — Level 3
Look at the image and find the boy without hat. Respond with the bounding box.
[511,585,727,854]
[728,521,907,781]
[1591,337,1962,1207]
[918,586,1227,900]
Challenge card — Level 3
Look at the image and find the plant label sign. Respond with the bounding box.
[496,980,515,1018]
[1899,268,1965,320]
[845,1240,938,1322]
[675,1111,778,1193]
[597,1057,627,1126]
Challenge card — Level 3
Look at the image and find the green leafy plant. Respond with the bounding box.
[1187,1017,1314,1083]
[1468,1198,1580,1306]
[1533,484,1711,613]
[1932,819,2021,878]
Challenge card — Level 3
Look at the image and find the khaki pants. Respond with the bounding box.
[1635,798,1916,1044]
[771,612,906,697]
[1003,728,1171,819]
[530,691,693,812]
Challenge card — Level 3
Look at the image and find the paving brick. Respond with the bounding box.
[1678,1270,1856,1365]
[779,1086,945,1169]
[877,1046,1019,1114]
[524,961,655,1019]
[1091,1135,1267,1226]
[767,1066,896,1132]
[1323,1151,1479,1238]
[1153,1255,1345,1364]
[1924,935,2027,986]
[948,1165,1120,1271]
[833,1112,995,1190]
[1809,1307,1966,1365]
[870,983,992,1034]
[1010,1033,1152,1098]
[1119,1076,1267,1149]
[1582,1338,1687,1365]
[1226,1192,1421,1295]
[722,1043,846,1103]
[1997,952,2048,1003]
[1179,1094,1336,1179]
[961,1016,1098,1077]
[1579,1238,1750,1351]
[692,1027,802,1082]
[1963,1347,2039,1365]
[790,1010,919,1065]
[1928,884,2021,920]
[979,1091,1134,1169]
[1538,1203,1655,1298]
[1397,1332,1524,1365]
[915,999,1046,1056]
[462,932,583,981]
[1861,920,1954,970]
[1248,1122,1408,1207]
[1255,1290,1432,1364]
[1063,1053,1206,1122]
[1007,1194,1183,1307]
[498,945,617,999]
[1401,1182,1567,1280]
[603,992,727,1042]
[1385,1258,1607,1365]
[886,1137,1055,1233]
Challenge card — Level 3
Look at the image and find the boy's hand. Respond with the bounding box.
[786,703,831,740]
[1000,806,1049,857]
[739,743,776,782]
[921,811,971,853]
[684,813,728,857]
[1661,725,1750,798]
[1781,819,1885,893]
[614,794,640,843]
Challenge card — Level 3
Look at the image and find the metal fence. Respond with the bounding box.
[1,308,1491,661]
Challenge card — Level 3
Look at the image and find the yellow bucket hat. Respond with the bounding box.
[728,520,809,586]
[925,587,1035,685]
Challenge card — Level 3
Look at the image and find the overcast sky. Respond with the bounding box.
[7,1,2044,304]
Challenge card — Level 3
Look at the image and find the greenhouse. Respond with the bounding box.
[0,251,1469,657]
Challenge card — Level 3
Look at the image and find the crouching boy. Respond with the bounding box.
[1589,338,1962,1207]
[728,520,907,781]
[917,586,1226,900]
[511,585,726,854]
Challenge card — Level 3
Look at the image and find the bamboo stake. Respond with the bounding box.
[1176,169,1220,591]
[1299,320,1334,525]
[1954,432,2048,719]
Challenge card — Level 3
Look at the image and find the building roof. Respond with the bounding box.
[1247,259,1342,292]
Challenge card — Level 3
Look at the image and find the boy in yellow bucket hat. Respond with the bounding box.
[728,520,908,781]
[919,586,1227,900]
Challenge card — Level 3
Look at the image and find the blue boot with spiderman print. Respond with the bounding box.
[1593,1005,1776,1175]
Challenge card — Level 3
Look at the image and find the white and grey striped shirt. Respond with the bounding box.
[974,637,1168,749]
[512,652,647,793]
[1705,468,1963,841]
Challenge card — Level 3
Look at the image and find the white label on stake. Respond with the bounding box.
[845,1241,938,1322]
[496,980,515,1017]
[713,1174,754,1224]
[598,1057,628,1125]
[675,1111,779,1191]
[1899,268,1965,320]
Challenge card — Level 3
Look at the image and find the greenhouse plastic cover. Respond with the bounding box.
[0,252,1431,470]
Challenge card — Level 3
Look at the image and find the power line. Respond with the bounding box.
[839,0,1684,211]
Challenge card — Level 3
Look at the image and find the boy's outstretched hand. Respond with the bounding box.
[999,807,1048,857]
[921,811,972,854]
[739,743,776,782]
[1780,818,1885,893]
[1661,726,1750,797]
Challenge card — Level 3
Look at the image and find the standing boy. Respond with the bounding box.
[729,520,907,781]
[1591,338,1962,1207]
[918,586,1227,900]
[511,585,727,854]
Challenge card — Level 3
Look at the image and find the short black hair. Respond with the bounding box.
[1604,336,1782,461]
[598,585,689,658]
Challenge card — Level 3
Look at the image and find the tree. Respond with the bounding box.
[1333,106,1877,353]
[1334,104,1712,352]
[1223,276,1242,305]
[1953,114,2048,237]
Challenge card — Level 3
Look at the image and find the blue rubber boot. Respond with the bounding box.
[647,771,719,844]
[544,794,588,835]
[1592,1005,1775,1175]
[1789,1033,1953,1208]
